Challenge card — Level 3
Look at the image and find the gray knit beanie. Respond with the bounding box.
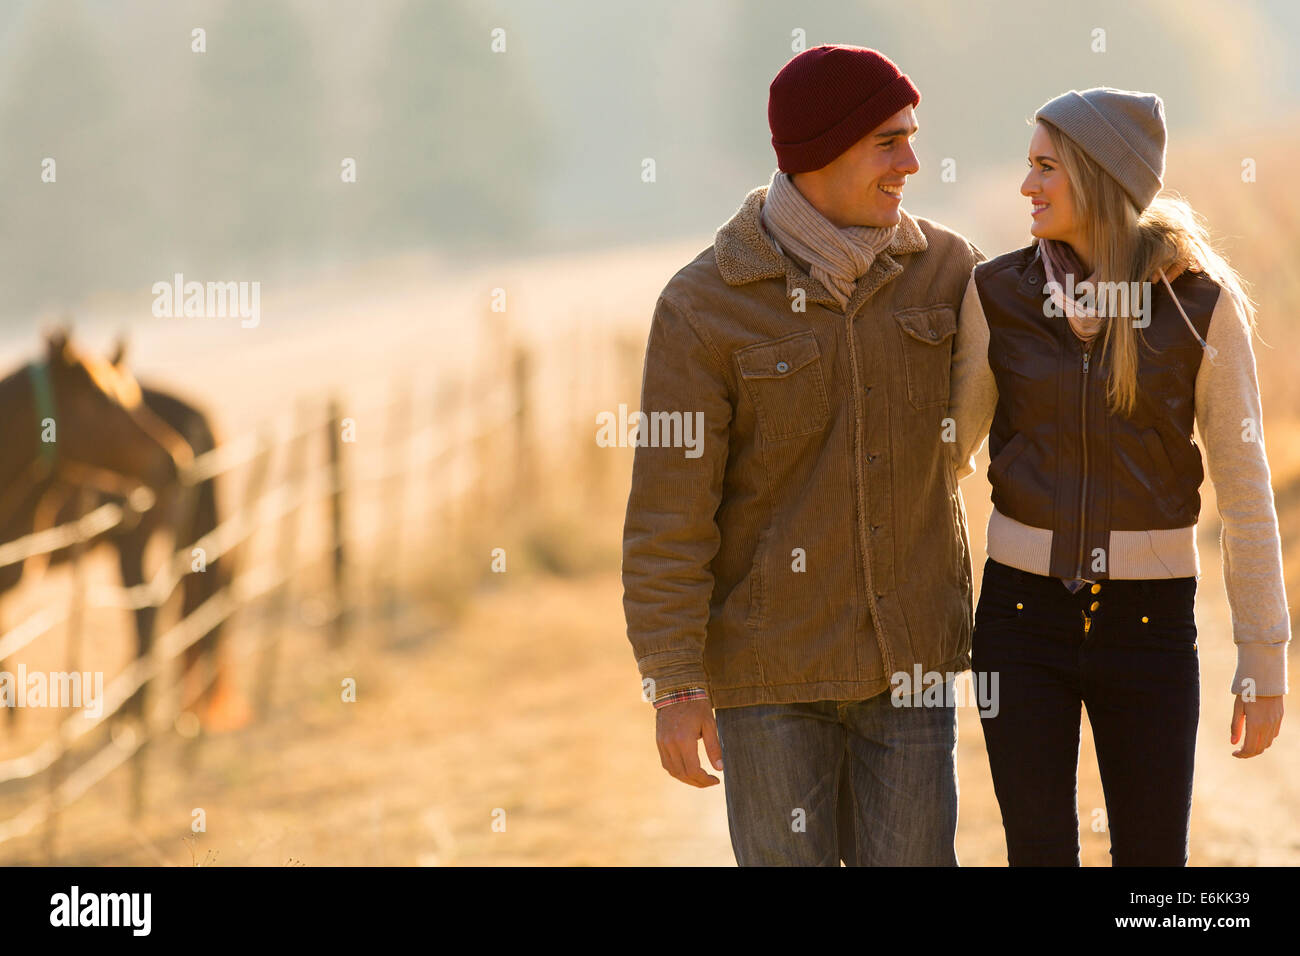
[1034,87,1166,211]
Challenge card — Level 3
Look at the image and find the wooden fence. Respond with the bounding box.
[0,335,589,861]
[0,316,1291,862]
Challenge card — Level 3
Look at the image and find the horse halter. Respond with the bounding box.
[21,357,170,496]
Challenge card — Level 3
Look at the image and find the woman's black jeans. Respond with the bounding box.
[972,557,1200,866]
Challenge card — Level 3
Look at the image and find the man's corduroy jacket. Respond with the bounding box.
[622,184,982,708]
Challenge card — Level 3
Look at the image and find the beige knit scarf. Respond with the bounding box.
[760,170,898,311]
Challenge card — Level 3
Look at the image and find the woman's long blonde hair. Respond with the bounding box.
[1038,119,1257,417]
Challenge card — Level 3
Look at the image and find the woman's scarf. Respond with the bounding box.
[1039,238,1105,344]
[1039,238,1217,359]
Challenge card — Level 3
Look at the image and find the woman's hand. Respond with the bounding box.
[1230,694,1283,757]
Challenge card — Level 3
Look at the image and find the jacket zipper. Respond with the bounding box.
[1074,344,1092,579]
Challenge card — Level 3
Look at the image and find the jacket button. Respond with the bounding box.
[1090,583,1101,594]
[876,593,885,601]
[867,454,878,463]
[776,360,789,373]
[1028,276,1039,285]
[1090,601,1100,611]
[870,524,880,533]
[928,329,938,339]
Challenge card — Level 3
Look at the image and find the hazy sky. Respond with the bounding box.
[0,0,1296,320]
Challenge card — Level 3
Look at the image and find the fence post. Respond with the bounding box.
[326,397,350,647]
[433,382,461,562]
[465,374,489,531]
[569,324,600,510]
[45,486,93,860]
[615,326,647,484]
[256,406,309,718]
[374,382,411,620]
[511,348,533,509]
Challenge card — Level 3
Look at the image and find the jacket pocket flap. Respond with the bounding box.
[735,331,821,379]
[895,305,957,345]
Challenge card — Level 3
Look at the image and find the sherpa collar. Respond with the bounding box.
[714,184,928,310]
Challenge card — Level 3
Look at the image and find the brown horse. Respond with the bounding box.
[0,329,246,732]
[0,327,189,577]
[96,338,247,730]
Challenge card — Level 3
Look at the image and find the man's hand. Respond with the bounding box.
[1150,256,1200,284]
[656,698,723,787]
[1230,694,1284,758]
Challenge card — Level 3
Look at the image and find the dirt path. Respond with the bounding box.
[3,533,1293,865]
[1,564,738,866]
[2,426,1297,866]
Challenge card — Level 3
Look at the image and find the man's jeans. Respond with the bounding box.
[713,686,959,866]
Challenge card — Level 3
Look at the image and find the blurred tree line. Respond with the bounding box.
[0,0,1292,323]
[0,0,549,322]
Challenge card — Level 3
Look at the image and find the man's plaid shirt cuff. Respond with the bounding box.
[652,687,709,709]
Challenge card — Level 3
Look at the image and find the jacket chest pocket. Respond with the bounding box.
[734,331,830,442]
[894,305,957,409]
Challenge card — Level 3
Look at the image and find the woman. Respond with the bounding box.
[948,87,1289,866]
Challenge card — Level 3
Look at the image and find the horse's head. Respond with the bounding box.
[43,325,195,492]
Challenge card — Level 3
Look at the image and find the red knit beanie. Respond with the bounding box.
[768,45,920,173]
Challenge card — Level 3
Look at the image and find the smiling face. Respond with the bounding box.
[1021,121,1085,250]
[790,105,919,228]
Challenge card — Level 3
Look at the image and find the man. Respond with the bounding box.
[622,44,982,865]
